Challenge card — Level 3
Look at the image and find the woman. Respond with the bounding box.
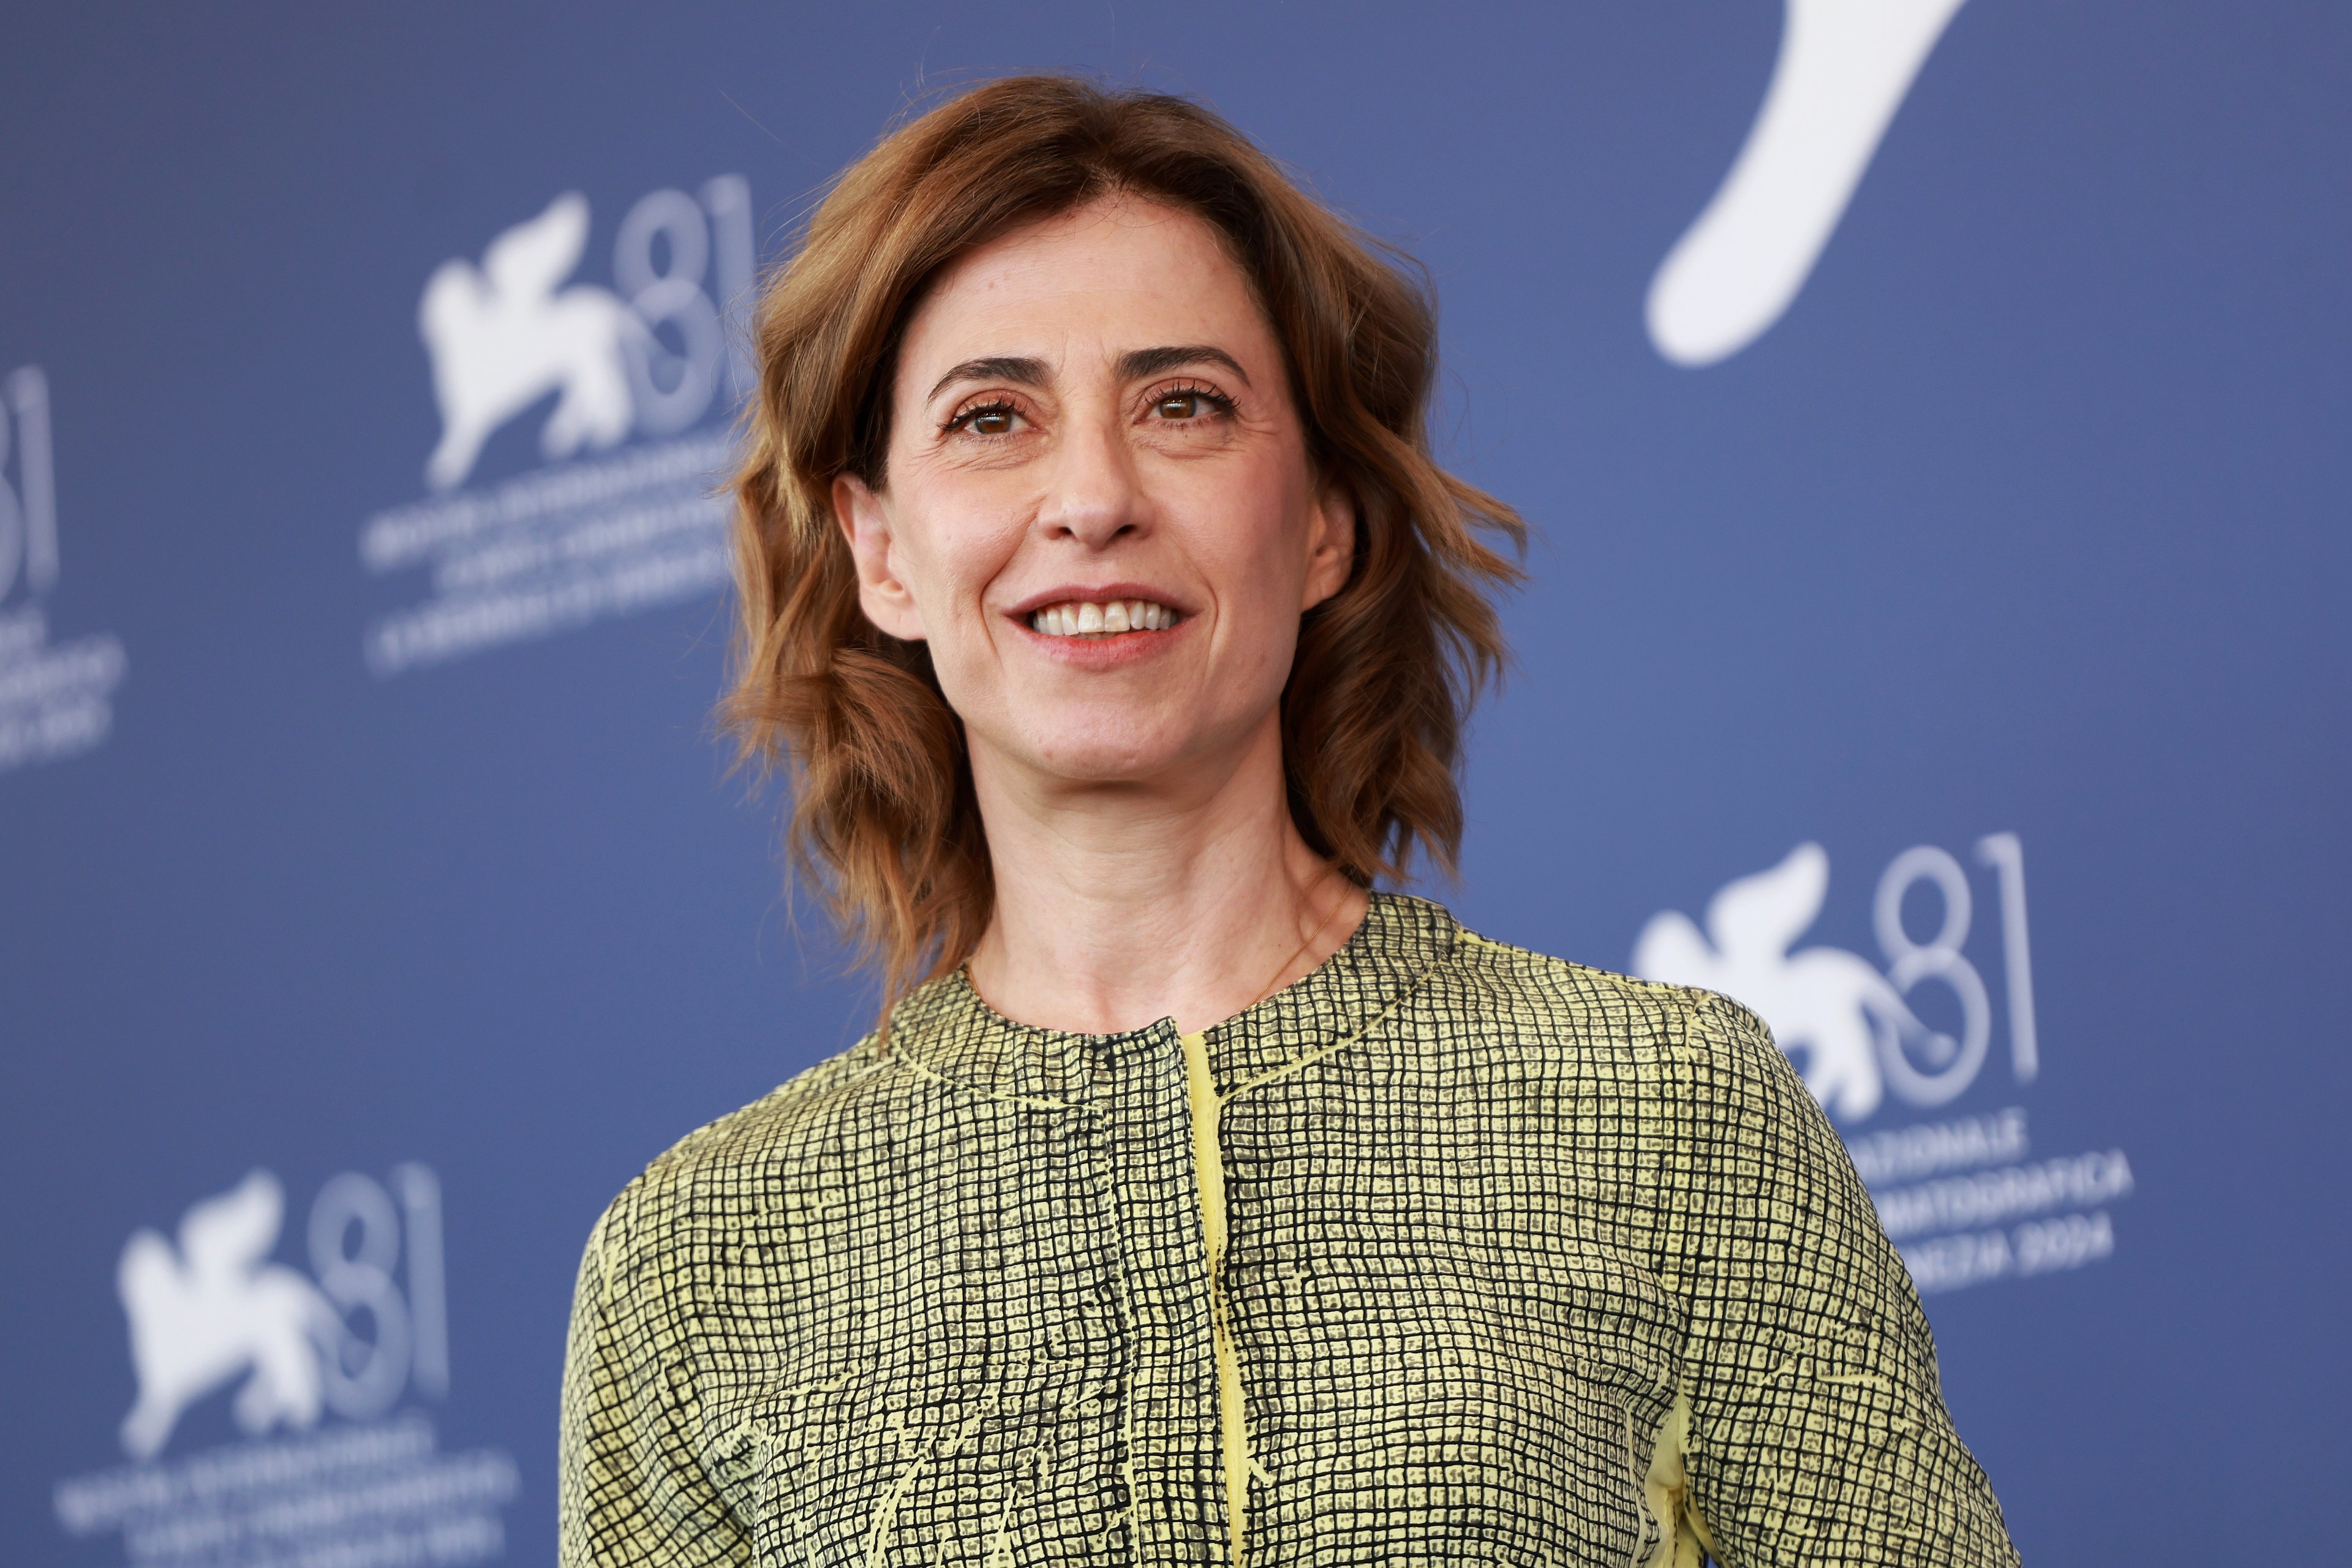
[561,76,2018,1567]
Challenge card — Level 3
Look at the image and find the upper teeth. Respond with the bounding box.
[1030,599,1177,636]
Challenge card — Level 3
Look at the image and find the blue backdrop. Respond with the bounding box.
[6,5,2346,1564]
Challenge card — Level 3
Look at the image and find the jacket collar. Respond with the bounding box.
[884,891,1461,1106]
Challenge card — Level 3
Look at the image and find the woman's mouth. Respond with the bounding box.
[1027,598,1183,637]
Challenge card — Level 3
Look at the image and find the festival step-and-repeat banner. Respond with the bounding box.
[5,5,2345,1565]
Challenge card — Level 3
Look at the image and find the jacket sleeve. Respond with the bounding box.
[1666,992,2019,1567]
[558,1185,751,1568]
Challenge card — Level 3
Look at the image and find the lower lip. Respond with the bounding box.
[1011,617,1191,668]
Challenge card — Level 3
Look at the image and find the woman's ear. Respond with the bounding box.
[834,473,929,641]
[1300,473,1358,611]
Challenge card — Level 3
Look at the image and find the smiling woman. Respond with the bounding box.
[559,75,2019,1568]
[723,84,1523,1025]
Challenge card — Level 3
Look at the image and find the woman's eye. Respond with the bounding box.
[1156,391,1230,422]
[1145,385,1232,424]
[958,404,1018,436]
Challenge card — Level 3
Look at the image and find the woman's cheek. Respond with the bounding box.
[903,521,996,641]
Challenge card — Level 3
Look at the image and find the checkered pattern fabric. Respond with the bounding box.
[560,892,2018,1566]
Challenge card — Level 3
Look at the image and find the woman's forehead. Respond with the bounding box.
[897,197,1273,388]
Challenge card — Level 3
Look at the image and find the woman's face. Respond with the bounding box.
[835,196,1352,794]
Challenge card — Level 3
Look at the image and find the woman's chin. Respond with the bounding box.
[989,720,1244,793]
[1024,744,1191,788]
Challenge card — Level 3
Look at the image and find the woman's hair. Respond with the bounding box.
[725,74,1524,1017]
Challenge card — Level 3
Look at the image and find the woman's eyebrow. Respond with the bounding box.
[926,355,1049,402]
[1117,345,1252,386]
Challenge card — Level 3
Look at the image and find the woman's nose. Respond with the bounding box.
[1036,419,1148,548]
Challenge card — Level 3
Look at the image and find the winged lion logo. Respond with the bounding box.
[1633,842,1956,1121]
[418,192,639,491]
[116,1170,336,1460]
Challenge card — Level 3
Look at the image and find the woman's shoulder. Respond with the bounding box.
[583,1033,888,1269]
[1427,902,1785,1082]
[1431,905,1845,1177]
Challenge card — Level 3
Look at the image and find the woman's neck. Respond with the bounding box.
[963,715,1369,1036]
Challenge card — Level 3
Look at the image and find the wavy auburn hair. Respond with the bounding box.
[725,75,1524,1018]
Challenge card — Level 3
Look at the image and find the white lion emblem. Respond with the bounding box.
[418,192,638,491]
[1634,842,1953,1121]
[1647,0,1972,365]
[117,1170,334,1460]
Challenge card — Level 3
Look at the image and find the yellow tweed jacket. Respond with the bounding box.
[560,894,2018,1567]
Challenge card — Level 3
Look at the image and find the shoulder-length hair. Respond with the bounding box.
[725,74,1523,1019]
